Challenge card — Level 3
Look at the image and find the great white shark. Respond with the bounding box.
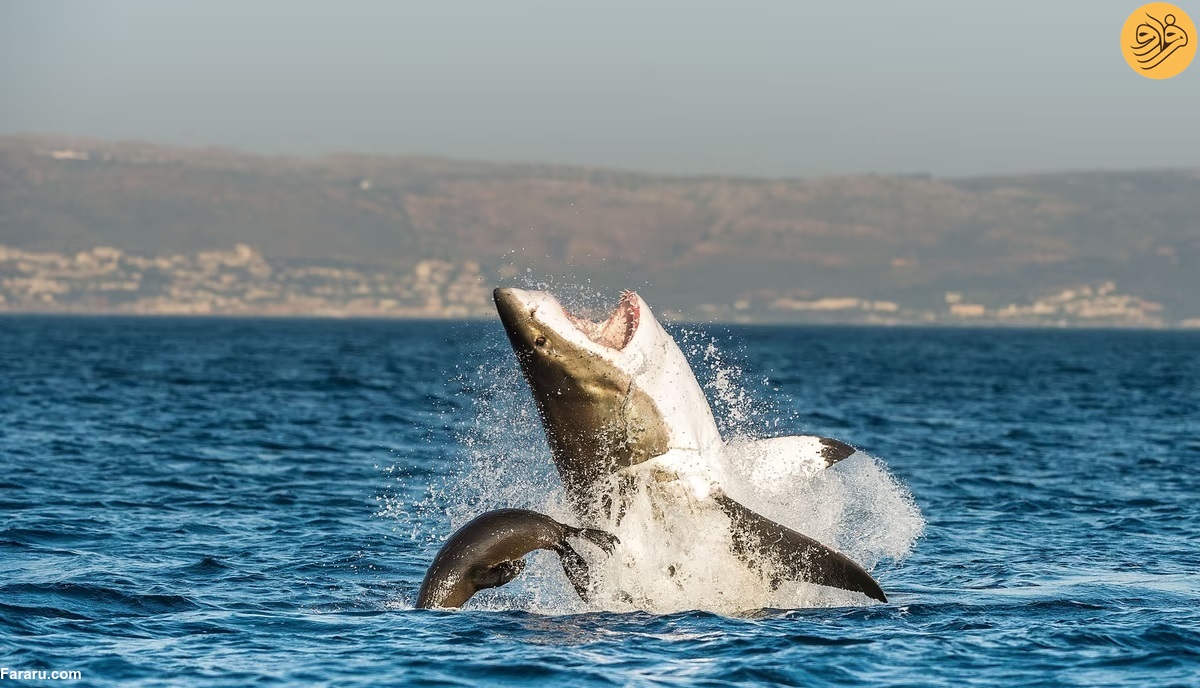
[493,287,886,603]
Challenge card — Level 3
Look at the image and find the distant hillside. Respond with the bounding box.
[2,135,1198,322]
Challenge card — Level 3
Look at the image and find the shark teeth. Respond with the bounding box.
[619,291,640,349]
[564,291,641,351]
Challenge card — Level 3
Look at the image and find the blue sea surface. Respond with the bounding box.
[1,317,1198,687]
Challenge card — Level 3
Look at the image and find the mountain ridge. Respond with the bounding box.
[2,135,1197,323]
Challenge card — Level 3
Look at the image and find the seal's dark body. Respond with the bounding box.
[416,509,617,609]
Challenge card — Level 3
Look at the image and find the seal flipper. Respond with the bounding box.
[471,558,527,591]
[568,526,620,554]
[715,494,887,603]
[556,542,596,602]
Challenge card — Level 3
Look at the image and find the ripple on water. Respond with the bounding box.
[1,319,1198,686]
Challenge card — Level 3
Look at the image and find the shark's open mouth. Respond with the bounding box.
[564,290,640,350]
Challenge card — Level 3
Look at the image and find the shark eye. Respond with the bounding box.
[534,335,547,347]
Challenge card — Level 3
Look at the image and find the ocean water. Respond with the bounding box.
[1,316,1198,687]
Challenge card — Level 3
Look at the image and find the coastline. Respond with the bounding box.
[2,309,1197,331]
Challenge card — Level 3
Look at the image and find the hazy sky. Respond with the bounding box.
[2,0,1198,177]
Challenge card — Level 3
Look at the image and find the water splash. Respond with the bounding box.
[384,286,924,614]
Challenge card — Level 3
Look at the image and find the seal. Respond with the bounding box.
[493,287,886,603]
[415,509,619,609]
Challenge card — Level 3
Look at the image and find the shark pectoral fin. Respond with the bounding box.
[471,558,527,591]
[740,436,860,486]
[715,494,887,603]
[569,526,620,554]
[557,542,595,602]
[814,437,857,466]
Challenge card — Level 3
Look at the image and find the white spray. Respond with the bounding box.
[385,289,924,614]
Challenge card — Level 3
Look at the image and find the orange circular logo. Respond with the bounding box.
[1121,3,1196,78]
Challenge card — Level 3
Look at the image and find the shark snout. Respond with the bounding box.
[494,287,531,329]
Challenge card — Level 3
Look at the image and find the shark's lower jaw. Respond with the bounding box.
[564,290,640,351]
